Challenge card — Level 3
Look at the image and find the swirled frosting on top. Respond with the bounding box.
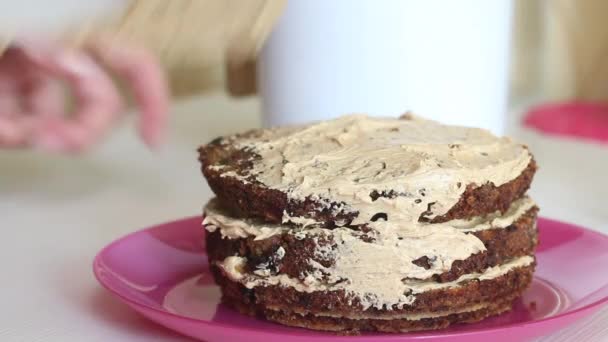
[222,114,532,226]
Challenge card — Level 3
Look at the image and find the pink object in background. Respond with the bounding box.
[93,216,608,342]
[523,102,608,144]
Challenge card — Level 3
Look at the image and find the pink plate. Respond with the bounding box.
[93,217,608,342]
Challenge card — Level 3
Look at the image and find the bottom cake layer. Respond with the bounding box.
[210,262,535,333]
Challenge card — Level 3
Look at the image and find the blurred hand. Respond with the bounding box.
[0,37,169,153]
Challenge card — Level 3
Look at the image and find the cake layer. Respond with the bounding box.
[205,197,539,286]
[213,255,534,312]
[211,261,534,333]
[199,114,536,228]
[261,300,514,333]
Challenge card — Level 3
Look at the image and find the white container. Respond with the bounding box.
[258,0,513,134]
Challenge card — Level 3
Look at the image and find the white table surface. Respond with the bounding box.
[1,95,607,341]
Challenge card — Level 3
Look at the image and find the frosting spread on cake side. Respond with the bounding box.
[204,197,536,310]
[203,196,536,240]
[217,254,534,310]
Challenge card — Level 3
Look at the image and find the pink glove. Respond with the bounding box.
[0,38,169,152]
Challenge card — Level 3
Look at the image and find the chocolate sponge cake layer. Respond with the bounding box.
[198,115,536,228]
[200,150,536,227]
[262,299,515,333]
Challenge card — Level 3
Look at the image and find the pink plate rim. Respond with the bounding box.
[93,216,608,340]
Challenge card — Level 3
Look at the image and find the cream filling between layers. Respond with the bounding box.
[266,303,487,321]
[203,196,536,240]
[215,114,532,226]
[203,198,288,240]
[218,255,534,311]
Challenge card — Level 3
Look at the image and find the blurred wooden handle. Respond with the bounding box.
[226,55,258,96]
[65,0,284,99]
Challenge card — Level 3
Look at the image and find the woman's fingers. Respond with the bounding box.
[15,40,123,152]
[0,117,26,146]
[1,46,65,119]
[0,38,168,152]
[88,39,169,148]
[23,77,64,120]
[0,47,36,147]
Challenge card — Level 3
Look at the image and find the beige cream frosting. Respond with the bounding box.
[304,225,486,308]
[203,199,287,241]
[451,197,536,232]
[203,196,536,240]
[219,114,532,226]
